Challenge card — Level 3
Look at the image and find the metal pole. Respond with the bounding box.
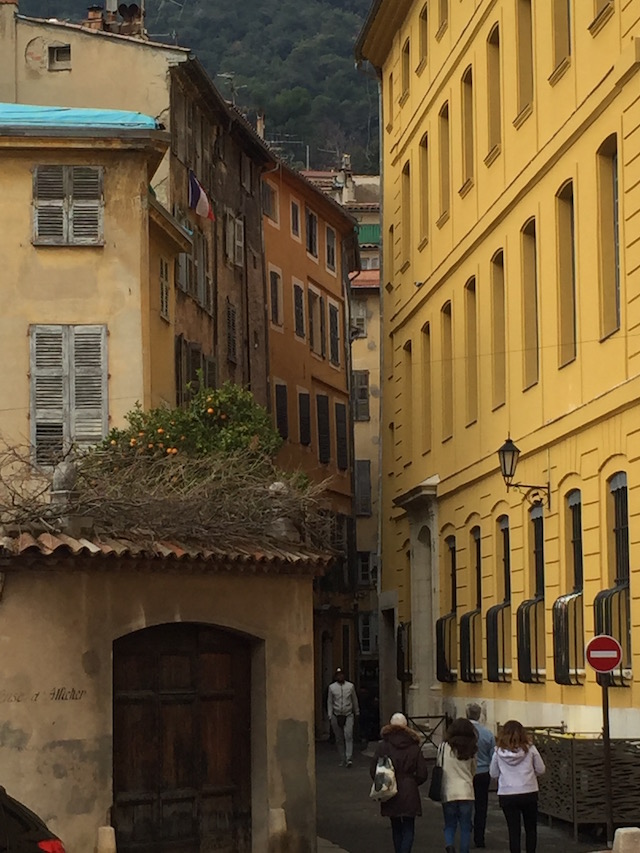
[602,682,614,847]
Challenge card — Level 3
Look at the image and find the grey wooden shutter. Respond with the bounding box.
[329,304,340,364]
[204,355,217,390]
[70,166,103,244]
[31,325,66,464]
[175,335,187,406]
[335,402,348,471]
[234,217,245,267]
[355,459,372,516]
[225,213,235,262]
[316,394,330,464]
[320,296,327,358]
[294,285,305,337]
[227,302,237,363]
[70,325,107,447]
[353,370,370,420]
[275,384,288,439]
[34,166,66,244]
[298,392,311,445]
[308,292,315,351]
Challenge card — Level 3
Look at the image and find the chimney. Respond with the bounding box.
[0,0,18,104]
[256,112,266,140]
[83,5,105,30]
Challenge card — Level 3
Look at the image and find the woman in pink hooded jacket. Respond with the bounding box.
[489,720,545,853]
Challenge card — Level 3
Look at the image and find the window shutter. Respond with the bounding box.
[294,285,305,337]
[353,370,370,420]
[204,355,217,390]
[160,258,170,320]
[31,325,66,464]
[227,302,237,363]
[175,253,188,291]
[316,394,330,464]
[270,272,281,324]
[335,402,348,470]
[275,384,288,439]
[234,217,245,267]
[70,166,103,244]
[34,166,66,244]
[308,291,315,350]
[188,343,203,393]
[329,304,340,365]
[320,296,327,358]
[298,392,311,446]
[225,213,235,262]
[70,325,107,447]
[355,459,372,515]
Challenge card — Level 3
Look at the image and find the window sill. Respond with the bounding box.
[415,58,427,77]
[513,102,533,130]
[306,252,319,264]
[399,91,409,107]
[160,314,170,324]
[458,177,474,198]
[484,144,501,168]
[385,281,394,292]
[600,325,621,343]
[48,64,72,72]
[523,379,539,393]
[436,210,450,229]
[558,354,577,370]
[465,418,477,429]
[548,55,571,87]
[435,20,448,42]
[418,236,429,252]
[385,122,393,133]
[589,1,615,37]
[491,400,506,412]
[33,239,105,248]
[400,259,410,273]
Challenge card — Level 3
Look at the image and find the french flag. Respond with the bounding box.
[188,170,215,220]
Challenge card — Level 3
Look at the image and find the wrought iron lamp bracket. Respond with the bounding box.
[507,483,551,509]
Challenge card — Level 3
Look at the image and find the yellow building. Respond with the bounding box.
[0,104,189,454]
[357,0,640,733]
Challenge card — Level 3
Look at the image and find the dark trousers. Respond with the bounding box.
[390,816,415,853]
[499,792,538,853]
[473,772,491,844]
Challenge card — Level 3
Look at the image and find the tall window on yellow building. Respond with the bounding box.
[521,218,539,389]
[556,180,577,367]
[552,0,571,71]
[553,489,584,685]
[402,161,411,264]
[438,102,450,220]
[436,535,457,682]
[387,224,395,284]
[403,341,413,459]
[516,0,534,115]
[487,515,511,683]
[461,66,474,186]
[422,322,432,452]
[387,73,394,129]
[464,277,478,423]
[598,134,620,339]
[517,506,546,683]
[487,24,501,156]
[491,251,506,408]
[420,134,429,242]
[438,0,448,33]
[419,4,429,66]
[441,300,453,439]
[401,39,410,99]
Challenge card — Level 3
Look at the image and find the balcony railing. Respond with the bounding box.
[594,583,631,687]
[552,591,584,686]
[460,608,482,683]
[436,612,457,683]
[517,596,546,684]
[487,601,511,683]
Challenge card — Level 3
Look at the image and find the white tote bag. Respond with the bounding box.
[369,754,398,802]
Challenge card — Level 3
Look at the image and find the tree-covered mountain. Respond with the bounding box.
[22,0,379,172]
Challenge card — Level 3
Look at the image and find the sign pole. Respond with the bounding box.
[602,680,614,848]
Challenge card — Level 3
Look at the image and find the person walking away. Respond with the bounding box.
[466,703,495,848]
[489,720,545,853]
[440,718,477,853]
[327,668,359,767]
[370,713,428,853]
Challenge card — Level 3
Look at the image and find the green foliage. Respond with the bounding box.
[22,0,379,172]
[104,381,282,459]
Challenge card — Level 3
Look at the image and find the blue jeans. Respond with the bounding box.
[390,816,415,853]
[442,800,473,853]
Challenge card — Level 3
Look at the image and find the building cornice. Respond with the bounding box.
[392,475,440,514]
[355,0,412,68]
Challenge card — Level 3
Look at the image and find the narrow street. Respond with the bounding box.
[316,742,605,853]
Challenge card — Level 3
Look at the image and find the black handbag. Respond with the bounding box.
[428,744,444,802]
[336,714,347,728]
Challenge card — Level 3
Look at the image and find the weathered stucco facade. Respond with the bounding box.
[0,539,321,853]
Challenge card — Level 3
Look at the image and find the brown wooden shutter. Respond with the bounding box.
[308,292,315,351]
[275,384,288,439]
[320,296,327,358]
[355,459,372,515]
[294,285,305,337]
[329,304,340,365]
[316,394,330,463]
[298,392,311,446]
[335,402,348,471]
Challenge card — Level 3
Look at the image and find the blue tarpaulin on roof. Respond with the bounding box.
[0,103,158,130]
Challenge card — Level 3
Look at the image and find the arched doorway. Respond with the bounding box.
[112,623,251,852]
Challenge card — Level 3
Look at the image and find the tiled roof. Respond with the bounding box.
[350,270,380,288]
[0,532,332,575]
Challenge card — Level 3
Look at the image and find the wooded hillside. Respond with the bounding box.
[22,0,379,172]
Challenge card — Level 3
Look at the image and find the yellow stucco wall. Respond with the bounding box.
[368,0,640,730]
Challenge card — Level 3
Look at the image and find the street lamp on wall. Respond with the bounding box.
[497,437,551,509]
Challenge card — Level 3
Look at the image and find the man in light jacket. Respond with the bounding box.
[466,703,496,848]
[327,668,359,767]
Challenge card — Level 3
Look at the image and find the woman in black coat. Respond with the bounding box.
[370,713,429,853]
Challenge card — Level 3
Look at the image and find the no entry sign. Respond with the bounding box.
[586,634,623,674]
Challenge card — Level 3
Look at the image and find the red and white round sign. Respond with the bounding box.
[586,635,623,674]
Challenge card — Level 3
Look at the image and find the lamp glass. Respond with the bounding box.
[498,437,520,485]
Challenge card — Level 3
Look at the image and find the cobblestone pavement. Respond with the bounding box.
[316,741,606,853]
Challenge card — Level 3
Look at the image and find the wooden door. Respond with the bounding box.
[113,623,251,853]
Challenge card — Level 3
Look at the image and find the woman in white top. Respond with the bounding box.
[440,718,477,853]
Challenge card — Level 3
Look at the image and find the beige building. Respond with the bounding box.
[358,0,640,733]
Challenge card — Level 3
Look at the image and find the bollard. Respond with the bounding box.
[96,826,117,853]
[613,827,640,853]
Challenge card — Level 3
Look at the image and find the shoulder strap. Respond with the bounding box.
[437,742,445,768]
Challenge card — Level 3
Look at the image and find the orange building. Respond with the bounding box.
[262,163,360,733]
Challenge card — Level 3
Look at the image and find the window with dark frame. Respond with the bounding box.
[326,226,337,271]
[226,301,237,364]
[329,304,340,365]
[335,402,348,471]
[316,394,330,464]
[270,270,282,326]
[48,44,71,70]
[500,515,511,601]
[159,257,170,322]
[610,472,630,584]
[291,200,300,237]
[531,505,545,598]
[358,552,373,586]
[262,181,278,222]
[352,370,370,421]
[298,392,311,446]
[305,208,318,257]
[473,526,482,610]
[294,284,305,337]
[447,535,457,613]
[275,384,288,439]
[567,490,584,592]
